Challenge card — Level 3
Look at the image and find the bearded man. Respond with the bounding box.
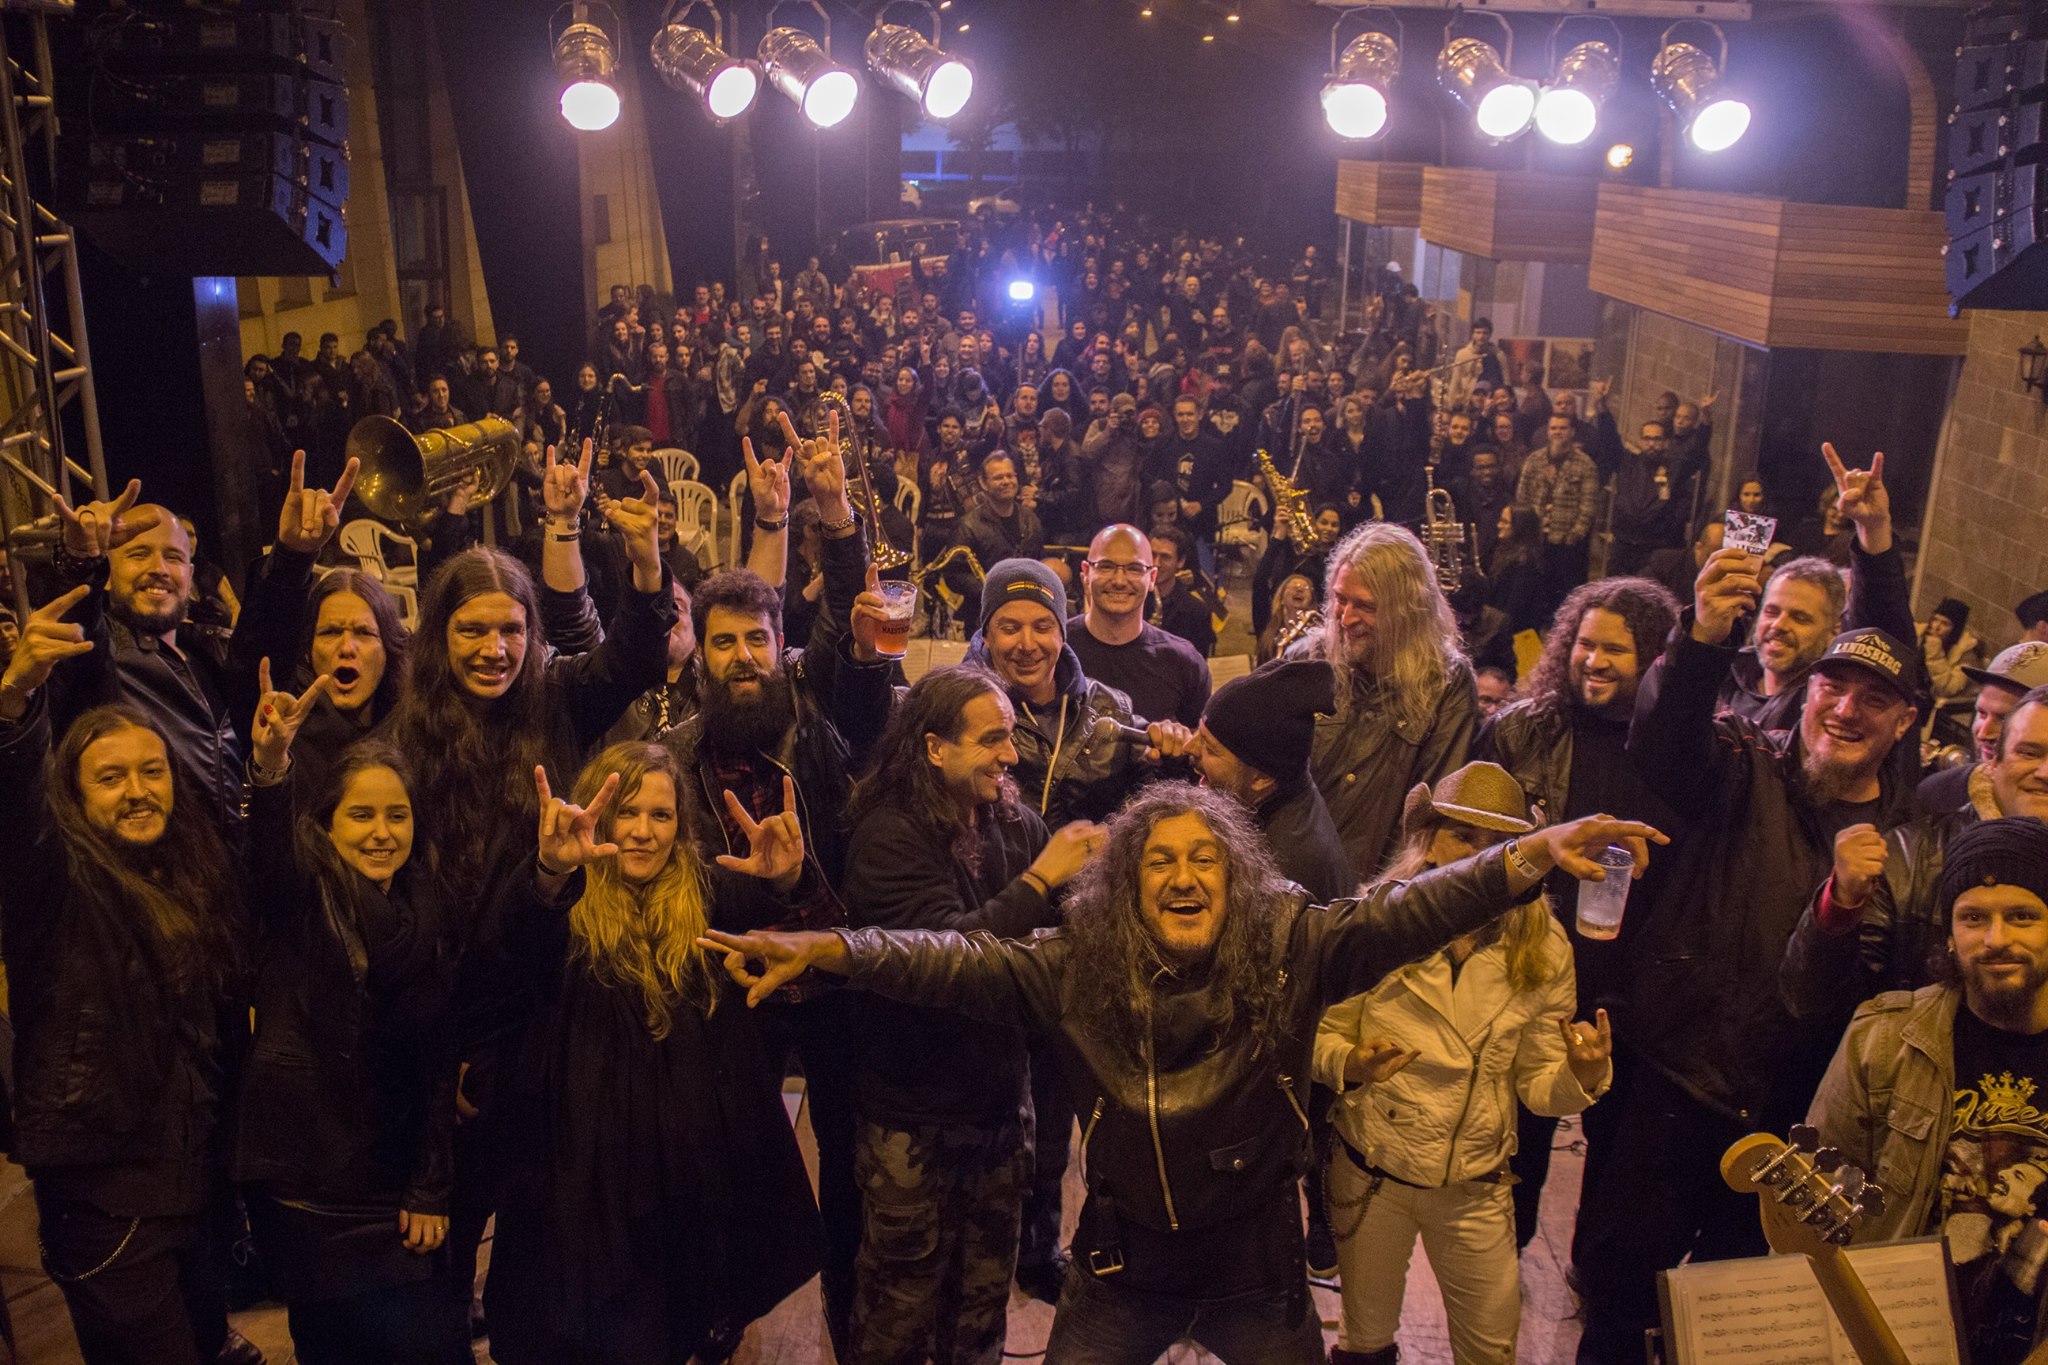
[704,783,1661,1364]
[1571,538,1922,1364]
[657,443,895,1356]
[1295,521,1478,883]
[43,480,250,834]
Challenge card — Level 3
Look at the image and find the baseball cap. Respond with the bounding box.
[1964,640,2048,695]
[1811,628,1915,703]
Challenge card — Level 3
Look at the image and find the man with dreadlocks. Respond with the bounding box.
[702,783,1663,1364]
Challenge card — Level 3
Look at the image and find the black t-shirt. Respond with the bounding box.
[1066,617,1212,728]
[1935,1006,2048,1365]
[1551,709,1680,995]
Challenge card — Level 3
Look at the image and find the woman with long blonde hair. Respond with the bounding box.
[481,742,825,1364]
[1315,763,1612,1365]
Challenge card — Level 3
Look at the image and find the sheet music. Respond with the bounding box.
[1663,1239,1960,1364]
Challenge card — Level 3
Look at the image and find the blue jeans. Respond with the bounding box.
[1043,1265,1324,1365]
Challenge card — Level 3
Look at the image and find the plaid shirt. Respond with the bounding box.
[705,748,844,934]
[1515,446,1601,546]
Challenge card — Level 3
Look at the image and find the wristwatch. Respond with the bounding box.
[1503,838,1542,884]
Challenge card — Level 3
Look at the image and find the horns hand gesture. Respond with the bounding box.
[0,585,92,715]
[714,775,806,889]
[250,656,336,777]
[55,478,159,558]
[276,450,360,555]
[534,765,620,876]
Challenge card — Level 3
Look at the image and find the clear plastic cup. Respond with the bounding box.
[874,580,917,658]
[1574,845,1635,940]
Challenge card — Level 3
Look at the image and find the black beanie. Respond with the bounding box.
[1201,659,1337,780]
[979,558,1067,637]
[1938,817,2048,922]
[1933,598,1970,632]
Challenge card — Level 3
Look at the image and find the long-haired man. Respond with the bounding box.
[1296,522,1478,882]
[705,783,1662,1363]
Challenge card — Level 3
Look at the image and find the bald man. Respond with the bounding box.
[1066,523,1212,728]
[43,485,250,834]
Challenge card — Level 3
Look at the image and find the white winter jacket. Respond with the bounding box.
[1313,915,1610,1189]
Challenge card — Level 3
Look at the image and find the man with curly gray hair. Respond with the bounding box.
[703,782,1663,1364]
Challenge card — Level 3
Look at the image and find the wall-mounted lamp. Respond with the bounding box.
[2021,335,2048,403]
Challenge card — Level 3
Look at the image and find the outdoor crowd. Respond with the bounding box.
[3,204,2048,1365]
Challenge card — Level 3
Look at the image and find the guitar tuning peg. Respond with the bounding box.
[1833,1165,1866,1198]
[1860,1184,1886,1217]
[1788,1123,1820,1152]
[1812,1146,1843,1171]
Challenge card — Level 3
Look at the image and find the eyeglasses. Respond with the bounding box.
[1086,560,1155,579]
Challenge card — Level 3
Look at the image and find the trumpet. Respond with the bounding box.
[817,390,911,571]
[1256,449,1331,552]
[348,414,519,525]
[1421,469,1477,595]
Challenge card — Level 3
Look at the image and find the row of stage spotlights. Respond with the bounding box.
[554,0,972,134]
[1320,16,1749,154]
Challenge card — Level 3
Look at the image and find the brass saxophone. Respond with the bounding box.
[817,390,911,570]
[1256,449,1330,551]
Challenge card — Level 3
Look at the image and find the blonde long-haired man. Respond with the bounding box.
[1292,522,1478,882]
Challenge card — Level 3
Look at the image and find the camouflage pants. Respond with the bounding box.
[849,1115,1032,1365]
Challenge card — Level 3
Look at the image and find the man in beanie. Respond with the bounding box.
[1809,816,2048,1365]
[1196,659,1348,903]
[1573,533,1923,1362]
[963,556,1191,1301]
[1784,680,2048,1022]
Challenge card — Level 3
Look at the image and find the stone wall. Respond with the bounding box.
[1604,307,1764,517]
[1916,308,2048,650]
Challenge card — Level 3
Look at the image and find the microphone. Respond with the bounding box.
[1092,715,1156,748]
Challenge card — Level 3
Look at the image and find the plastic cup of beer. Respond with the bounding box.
[875,580,917,658]
[1574,845,1635,940]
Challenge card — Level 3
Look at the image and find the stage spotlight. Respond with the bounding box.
[760,25,860,128]
[1139,6,1153,15]
[1438,33,1538,142]
[867,22,974,120]
[553,1,622,132]
[651,11,760,123]
[1008,280,1036,303]
[1606,142,1634,169]
[1652,24,1750,153]
[1534,40,1617,146]
[1322,31,1400,140]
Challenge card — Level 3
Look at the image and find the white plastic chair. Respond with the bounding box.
[673,480,719,568]
[336,518,422,629]
[728,469,748,568]
[1216,479,1270,567]
[652,448,699,489]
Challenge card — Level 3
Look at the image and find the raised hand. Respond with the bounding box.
[1831,823,1888,910]
[714,775,806,888]
[275,450,360,554]
[1822,442,1890,536]
[1559,1008,1613,1091]
[696,927,851,1007]
[1343,1036,1421,1086]
[0,585,92,712]
[786,407,852,524]
[543,438,594,520]
[745,430,796,523]
[849,564,889,662]
[1525,813,1670,883]
[1691,545,1763,646]
[1027,819,1107,892]
[250,656,336,775]
[54,478,159,558]
[534,765,620,874]
[598,469,663,587]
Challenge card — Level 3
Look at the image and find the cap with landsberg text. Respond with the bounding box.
[1811,627,1915,703]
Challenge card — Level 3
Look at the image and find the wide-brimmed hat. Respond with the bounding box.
[1400,761,1535,838]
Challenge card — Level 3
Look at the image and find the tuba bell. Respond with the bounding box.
[346,414,520,525]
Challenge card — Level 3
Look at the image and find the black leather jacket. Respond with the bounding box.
[47,552,250,837]
[1474,699,1572,824]
[835,849,1516,1279]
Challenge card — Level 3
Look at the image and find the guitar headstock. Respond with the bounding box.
[1721,1124,1887,1256]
